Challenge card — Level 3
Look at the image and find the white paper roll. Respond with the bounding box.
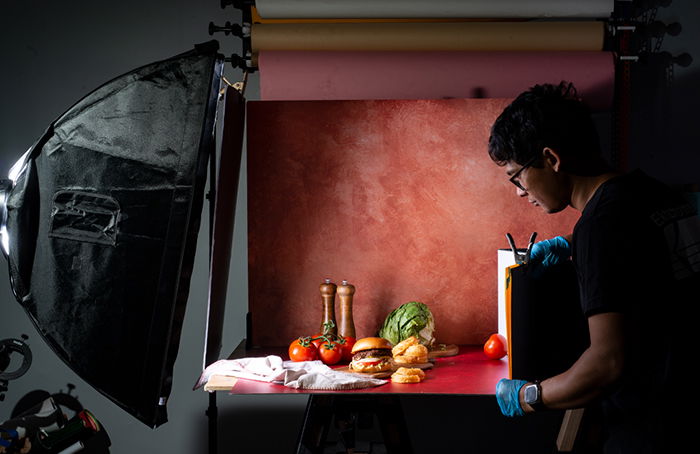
[256,0,615,19]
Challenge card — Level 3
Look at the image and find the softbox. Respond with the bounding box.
[0,41,224,427]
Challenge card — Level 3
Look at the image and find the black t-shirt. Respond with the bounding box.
[572,170,699,452]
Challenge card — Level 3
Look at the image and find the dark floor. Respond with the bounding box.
[214,394,571,454]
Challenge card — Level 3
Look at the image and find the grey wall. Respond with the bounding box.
[1,1,699,453]
[0,1,307,453]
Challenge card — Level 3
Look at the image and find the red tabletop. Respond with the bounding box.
[221,345,508,396]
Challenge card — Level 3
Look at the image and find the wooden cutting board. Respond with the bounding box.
[203,374,239,391]
[334,361,433,379]
[428,344,459,359]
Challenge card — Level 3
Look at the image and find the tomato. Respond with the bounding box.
[318,341,342,365]
[483,333,507,360]
[289,337,318,362]
[354,358,382,366]
[338,336,356,362]
[310,333,325,350]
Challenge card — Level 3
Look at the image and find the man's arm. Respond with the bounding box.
[520,312,625,411]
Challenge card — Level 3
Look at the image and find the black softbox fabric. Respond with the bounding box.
[2,41,224,427]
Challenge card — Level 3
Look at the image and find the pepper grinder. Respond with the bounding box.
[337,280,356,339]
[319,278,338,336]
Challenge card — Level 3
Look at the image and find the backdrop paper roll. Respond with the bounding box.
[251,6,489,23]
[258,51,615,111]
[251,21,605,52]
[246,99,581,346]
[255,0,614,19]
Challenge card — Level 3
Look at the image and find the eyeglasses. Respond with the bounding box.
[509,155,539,191]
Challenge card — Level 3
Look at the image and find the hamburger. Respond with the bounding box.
[349,337,394,373]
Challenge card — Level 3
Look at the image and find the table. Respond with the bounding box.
[208,343,509,453]
[224,345,507,395]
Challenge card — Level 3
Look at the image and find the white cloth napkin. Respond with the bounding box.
[194,355,387,390]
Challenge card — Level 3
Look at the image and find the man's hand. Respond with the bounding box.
[529,236,571,268]
[496,378,527,417]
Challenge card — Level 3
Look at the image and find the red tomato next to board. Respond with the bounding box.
[310,333,324,350]
[483,333,507,360]
[289,338,318,362]
[339,336,356,362]
[318,341,342,365]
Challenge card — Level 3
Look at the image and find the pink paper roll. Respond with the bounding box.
[258,51,615,111]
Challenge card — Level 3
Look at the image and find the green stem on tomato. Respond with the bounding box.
[322,319,336,334]
[297,336,314,347]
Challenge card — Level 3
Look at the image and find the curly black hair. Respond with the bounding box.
[488,81,605,175]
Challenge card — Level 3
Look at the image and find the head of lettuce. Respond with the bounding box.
[378,301,436,347]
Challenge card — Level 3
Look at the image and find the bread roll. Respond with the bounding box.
[391,367,425,383]
[392,336,418,357]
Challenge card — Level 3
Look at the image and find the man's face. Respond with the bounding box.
[504,156,568,214]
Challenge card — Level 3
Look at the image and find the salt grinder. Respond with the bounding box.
[337,280,356,339]
[319,278,338,336]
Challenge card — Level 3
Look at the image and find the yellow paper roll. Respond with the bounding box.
[251,21,605,52]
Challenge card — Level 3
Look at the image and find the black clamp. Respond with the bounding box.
[225,54,257,72]
[505,232,537,265]
[658,51,693,67]
[637,20,681,39]
[208,21,249,38]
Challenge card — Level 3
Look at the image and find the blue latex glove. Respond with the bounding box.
[496,378,527,417]
[0,428,18,447]
[529,236,571,268]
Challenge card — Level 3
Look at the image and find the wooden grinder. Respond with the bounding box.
[337,280,356,339]
[319,278,337,336]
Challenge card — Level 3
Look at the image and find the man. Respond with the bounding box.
[490,82,699,452]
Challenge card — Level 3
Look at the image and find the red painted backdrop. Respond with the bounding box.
[246,99,580,346]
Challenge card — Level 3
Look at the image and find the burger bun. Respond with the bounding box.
[391,367,425,383]
[351,337,393,354]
